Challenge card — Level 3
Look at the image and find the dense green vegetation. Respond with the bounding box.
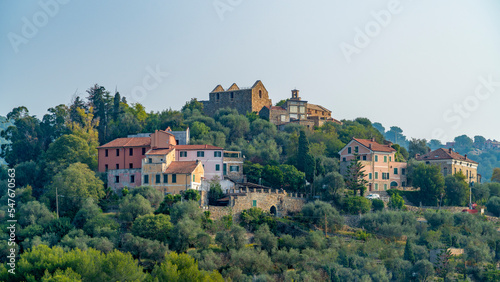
[0,85,499,280]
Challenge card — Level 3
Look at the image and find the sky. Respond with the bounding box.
[1,0,500,143]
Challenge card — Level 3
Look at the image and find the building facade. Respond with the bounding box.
[416,148,480,184]
[201,80,272,117]
[175,144,224,181]
[339,138,408,191]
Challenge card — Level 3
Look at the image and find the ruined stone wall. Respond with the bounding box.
[207,188,306,221]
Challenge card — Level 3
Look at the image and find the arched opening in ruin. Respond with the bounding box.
[270,205,277,215]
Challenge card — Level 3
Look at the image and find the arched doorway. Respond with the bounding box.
[390,181,398,188]
[270,206,277,215]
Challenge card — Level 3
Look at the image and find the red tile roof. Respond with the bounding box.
[147,147,175,155]
[270,106,286,111]
[164,161,200,174]
[353,138,396,153]
[98,137,151,148]
[174,145,223,150]
[417,148,478,164]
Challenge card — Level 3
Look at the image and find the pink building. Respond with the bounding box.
[339,138,407,192]
[175,145,224,180]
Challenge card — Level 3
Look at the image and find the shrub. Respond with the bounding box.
[343,196,371,214]
[372,199,385,212]
[486,196,500,216]
[388,193,405,210]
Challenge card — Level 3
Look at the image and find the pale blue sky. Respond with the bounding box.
[1,0,500,142]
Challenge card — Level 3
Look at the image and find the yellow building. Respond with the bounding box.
[141,147,205,194]
[416,148,480,184]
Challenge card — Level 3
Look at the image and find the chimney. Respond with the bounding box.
[448,148,452,153]
[368,144,372,149]
[371,137,376,142]
[464,154,467,159]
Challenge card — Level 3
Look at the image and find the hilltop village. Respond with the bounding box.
[2,81,500,281]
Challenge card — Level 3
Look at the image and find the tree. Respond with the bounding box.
[491,168,500,183]
[119,194,154,224]
[243,162,263,184]
[444,173,469,206]
[169,201,203,224]
[181,98,204,113]
[403,239,416,264]
[183,189,200,202]
[18,201,54,227]
[253,224,277,254]
[412,163,445,206]
[428,139,443,151]
[473,135,486,149]
[297,130,315,182]
[131,213,172,243]
[130,186,163,209]
[47,162,105,218]
[343,196,371,214]
[388,193,405,210]
[486,196,500,216]
[261,165,283,188]
[302,200,344,231]
[150,252,223,282]
[72,198,101,229]
[371,199,384,211]
[409,138,430,159]
[215,225,247,251]
[190,121,210,140]
[208,181,224,205]
[345,155,368,196]
[169,218,202,252]
[454,135,473,153]
[411,260,435,282]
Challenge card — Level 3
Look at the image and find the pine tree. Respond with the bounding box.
[404,239,415,264]
[345,154,368,196]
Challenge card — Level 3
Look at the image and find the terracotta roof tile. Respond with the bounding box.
[174,145,223,150]
[417,148,478,164]
[98,137,151,148]
[164,161,200,174]
[353,138,396,153]
[307,103,331,113]
[147,147,175,155]
[270,106,286,111]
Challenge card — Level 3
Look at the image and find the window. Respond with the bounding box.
[105,164,108,171]
[180,151,187,157]
[394,168,398,175]
[130,175,135,183]
[214,151,222,157]
[230,92,234,101]
[280,115,286,122]
[375,183,379,190]
[362,155,367,161]
[129,163,133,169]
[230,165,239,172]
[384,156,387,162]
[172,174,177,183]
[148,158,152,163]
[342,157,346,162]
[216,93,220,101]
[348,147,352,154]
[289,105,298,113]
[223,163,227,175]
[163,174,168,183]
[129,148,133,156]
[215,164,220,171]
[144,175,149,184]
[402,181,406,187]
[384,184,387,190]
[197,151,205,157]
[402,168,406,175]
[156,174,161,184]
[354,146,359,153]
[116,164,119,169]
[252,200,257,207]
[142,147,146,155]
[375,155,378,162]
[443,167,448,176]
[193,175,195,182]
[259,90,262,99]
[105,149,108,157]
[116,149,120,156]
[375,172,378,179]
[115,176,119,183]
[389,156,392,162]
[369,173,372,180]
[299,106,305,113]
